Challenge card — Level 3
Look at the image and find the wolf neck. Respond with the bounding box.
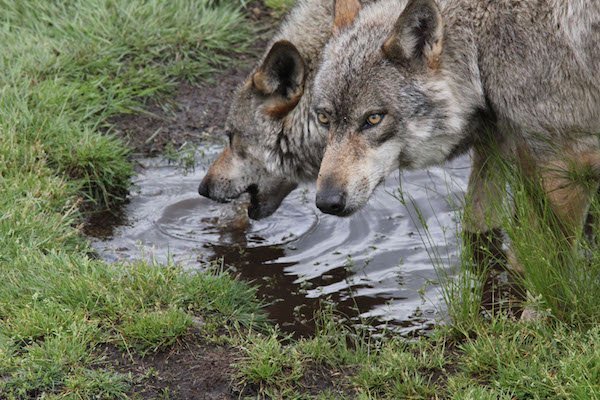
[434,1,493,143]
[268,0,334,182]
[440,0,600,140]
[279,81,325,181]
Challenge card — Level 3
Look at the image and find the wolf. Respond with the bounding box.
[197,0,365,219]
[312,0,600,246]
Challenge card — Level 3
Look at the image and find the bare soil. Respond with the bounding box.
[100,332,355,399]
[109,6,271,156]
[110,72,249,156]
[101,336,240,400]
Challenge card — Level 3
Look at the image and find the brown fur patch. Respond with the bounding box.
[242,77,254,91]
[206,147,234,179]
[317,134,368,191]
[580,150,600,179]
[426,39,443,70]
[381,35,403,64]
[516,146,599,241]
[334,0,361,34]
[264,91,303,119]
[252,70,273,95]
[540,159,593,240]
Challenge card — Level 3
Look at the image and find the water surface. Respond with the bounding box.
[90,146,471,337]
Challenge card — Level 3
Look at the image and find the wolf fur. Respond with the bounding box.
[198,0,373,219]
[312,0,600,243]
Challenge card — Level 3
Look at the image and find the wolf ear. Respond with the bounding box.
[252,40,305,118]
[333,0,361,34]
[382,0,443,70]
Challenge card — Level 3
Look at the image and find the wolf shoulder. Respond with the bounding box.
[455,0,600,135]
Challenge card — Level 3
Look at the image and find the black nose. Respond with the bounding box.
[198,178,211,198]
[316,189,346,215]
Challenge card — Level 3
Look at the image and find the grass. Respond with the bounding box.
[236,148,600,399]
[0,0,263,398]
[502,169,600,326]
[0,0,598,398]
[264,0,296,14]
[237,298,600,399]
[0,0,253,207]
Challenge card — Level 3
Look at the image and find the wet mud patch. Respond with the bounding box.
[109,73,248,156]
[100,337,239,400]
[107,3,274,156]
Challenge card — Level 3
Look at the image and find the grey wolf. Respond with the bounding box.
[198,0,366,219]
[312,0,600,246]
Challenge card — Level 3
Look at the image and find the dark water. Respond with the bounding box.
[89,146,471,337]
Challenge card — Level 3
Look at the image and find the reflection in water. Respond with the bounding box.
[89,148,471,337]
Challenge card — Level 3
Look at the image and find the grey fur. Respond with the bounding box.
[313,0,599,237]
[200,0,372,219]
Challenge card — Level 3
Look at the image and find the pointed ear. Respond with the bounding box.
[252,40,305,118]
[382,0,443,71]
[333,0,361,34]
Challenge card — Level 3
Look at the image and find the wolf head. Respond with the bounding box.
[313,0,481,216]
[198,41,305,219]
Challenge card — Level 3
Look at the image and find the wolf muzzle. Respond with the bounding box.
[315,187,347,216]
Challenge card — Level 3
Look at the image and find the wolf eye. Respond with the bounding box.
[364,113,384,128]
[317,112,330,126]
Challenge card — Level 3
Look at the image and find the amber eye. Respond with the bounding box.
[366,113,384,127]
[317,112,330,126]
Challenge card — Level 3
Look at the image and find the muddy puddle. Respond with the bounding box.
[89,145,471,337]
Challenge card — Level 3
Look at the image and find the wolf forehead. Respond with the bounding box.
[314,7,405,109]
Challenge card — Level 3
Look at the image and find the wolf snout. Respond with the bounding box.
[198,176,212,199]
[316,188,347,216]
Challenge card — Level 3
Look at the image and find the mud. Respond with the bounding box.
[101,338,239,400]
[102,332,354,399]
[108,72,249,156]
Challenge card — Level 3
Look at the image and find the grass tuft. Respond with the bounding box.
[118,308,192,355]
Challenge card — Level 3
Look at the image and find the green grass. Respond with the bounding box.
[264,0,295,14]
[0,0,253,207]
[1,0,598,398]
[0,0,263,398]
[237,308,600,399]
[437,151,600,330]
[236,146,600,399]
[502,170,600,327]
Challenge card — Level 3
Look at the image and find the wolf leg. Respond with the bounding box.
[538,156,599,243]
[515,152,598,321]
[463,143,507,269]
